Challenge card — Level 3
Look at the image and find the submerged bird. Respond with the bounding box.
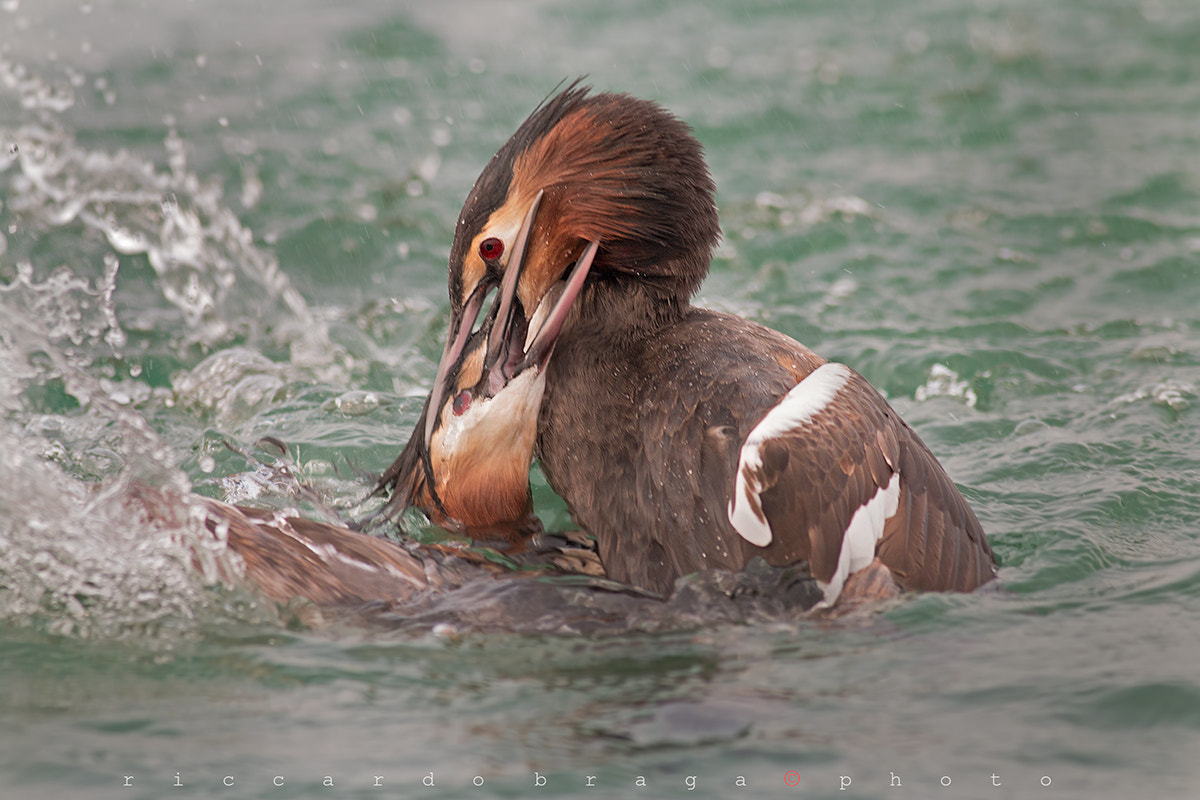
[125,315,601,614]
[382,84,997,606]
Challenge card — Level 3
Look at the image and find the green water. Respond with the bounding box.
[2,1,1199,797]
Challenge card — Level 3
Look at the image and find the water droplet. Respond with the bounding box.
[903,29,930,55]
[198,455,216,474]
[705,45,731,69]
[105,225,148,254]
[817,60,840,85]
[416,152,440,182]
[333,390,381,416]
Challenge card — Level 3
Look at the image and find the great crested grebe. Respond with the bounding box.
[381,84,997,607]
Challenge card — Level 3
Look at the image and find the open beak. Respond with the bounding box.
[423,190,540,447]
[485,238,598,394]
[376,192,599,525]
[424,190,598,450]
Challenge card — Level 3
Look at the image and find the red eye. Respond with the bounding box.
[479,237,504,261]
[452,390,472,416]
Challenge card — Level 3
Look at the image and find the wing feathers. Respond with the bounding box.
[728,362,996,601]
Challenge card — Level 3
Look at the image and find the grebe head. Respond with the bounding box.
[440,83,719,390]
[382,83,718,533]
[379,196,596,537]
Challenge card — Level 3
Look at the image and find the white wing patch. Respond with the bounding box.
[727,362,853,546]
[815,472,900,607]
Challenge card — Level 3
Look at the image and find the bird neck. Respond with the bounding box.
[564,270,693,345]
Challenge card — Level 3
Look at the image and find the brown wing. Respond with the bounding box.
[876,422,996,592]
[737,365,995,595]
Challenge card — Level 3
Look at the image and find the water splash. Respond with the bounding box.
[0,254,124,352]
[1,64,346,380]
[0,299,247,639]
[6,123,333,365]
[0,55,77,113]
[1112,380,1193,413]
[915,363,979,408]
[0,61,340,639]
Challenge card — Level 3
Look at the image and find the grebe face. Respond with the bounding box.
[400,230,597,533]
[424,186,599,455]
[426,240,600,507]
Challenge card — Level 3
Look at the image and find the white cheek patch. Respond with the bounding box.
[727,363,853,546]
[815,472,900,607]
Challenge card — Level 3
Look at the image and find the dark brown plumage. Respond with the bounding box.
[537,307,995,597]
[384,84,998,605]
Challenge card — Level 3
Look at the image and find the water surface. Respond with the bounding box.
[2,1,1199,797]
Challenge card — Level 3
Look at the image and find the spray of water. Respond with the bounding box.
[0,60,336,639]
